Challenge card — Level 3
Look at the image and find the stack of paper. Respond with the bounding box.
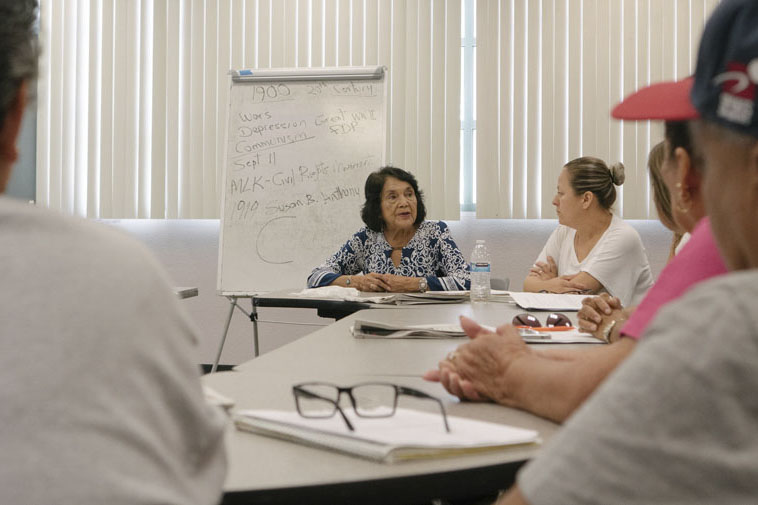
[507,291,587,311]
[351,320,472,339]
[234,407,540,463]
[298,288,513,305]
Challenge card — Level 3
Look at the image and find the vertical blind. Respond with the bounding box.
[475,0,720,219]
[38,0,720,221]
[36,0,462,219]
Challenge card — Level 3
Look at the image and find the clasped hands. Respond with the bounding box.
[422,316,532,405]
[529,256,592,294]
[577,292,627,342]
[348,272,420,292]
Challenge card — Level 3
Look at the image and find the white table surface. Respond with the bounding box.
[204,301,598,504]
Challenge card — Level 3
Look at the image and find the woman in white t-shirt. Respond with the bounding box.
[524,156,654,306]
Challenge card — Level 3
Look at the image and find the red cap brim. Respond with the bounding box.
[611,78,699,121]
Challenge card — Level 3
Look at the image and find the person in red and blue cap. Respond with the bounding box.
[496,1,758,503]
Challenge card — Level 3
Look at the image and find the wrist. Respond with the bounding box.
[417,277,428,293]
[497,351,533,408]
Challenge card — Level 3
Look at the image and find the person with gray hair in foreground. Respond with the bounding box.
[496,0,758,503]
[0,2,226,503]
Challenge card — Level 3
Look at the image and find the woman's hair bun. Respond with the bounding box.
[609,162,625,186]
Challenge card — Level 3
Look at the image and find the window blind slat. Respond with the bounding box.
[98,0,114,217]
[87,0,102,218]
[150,0,166,218]
[47,0,64,211]
[378,0,391,160]
[540,0,556,219]
[217,1,232,219]
[164,0,180,218]
[511,0,526,218]
[111,0,130,217]
[566,0,581,161]
[629,0,651,220]
[389,0,406,167]
[526,0,540,218]
[297,0,309,67]
[74,0,90,216]
[429,0,445,216]
[243,0,257,68]
[203,0,218,218]
[311,0,324,67]
[324,0,337,66]
[581,0,598,161]
[403,1,419,177]
[415,1,432,211]
[138,0,153,218]
[230,0,243,68]
[36,0,52,207]
[351,0,364,65]
[595,0,611,170]
[258,0,271,68]
[338,0,350,66]
[62,0,78,215]
[186,1,204,217]
[365,0,379,65]
[476,0,499,218]
[444,0,461,219]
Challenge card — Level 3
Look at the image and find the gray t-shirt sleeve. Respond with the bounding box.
[518,271,758,505]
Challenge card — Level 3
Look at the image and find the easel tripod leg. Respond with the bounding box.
[211,297,237,373]
[251,298,259,357]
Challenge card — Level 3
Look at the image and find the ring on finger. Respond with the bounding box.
[446,351,458,362]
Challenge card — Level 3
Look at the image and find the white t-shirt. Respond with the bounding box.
[535,214,654,306]
[675,231,692,255]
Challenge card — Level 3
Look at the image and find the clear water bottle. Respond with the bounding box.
[470,240,491,302]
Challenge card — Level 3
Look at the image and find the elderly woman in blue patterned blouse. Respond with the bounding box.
[308,167,471,292]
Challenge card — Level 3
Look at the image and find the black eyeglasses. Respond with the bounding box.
[512,312,573,330]
[292,382,450,432]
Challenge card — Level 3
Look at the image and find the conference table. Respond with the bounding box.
[203,300,600,505]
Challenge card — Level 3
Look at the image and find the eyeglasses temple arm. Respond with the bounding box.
[396,387,451,433]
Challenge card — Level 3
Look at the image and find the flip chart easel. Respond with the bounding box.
[213,66,387,371]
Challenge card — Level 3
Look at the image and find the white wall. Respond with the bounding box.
[105,215,671,365]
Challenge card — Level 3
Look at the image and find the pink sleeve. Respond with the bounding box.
[620,218,728,340]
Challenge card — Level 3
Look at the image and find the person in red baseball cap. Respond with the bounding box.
[493,1,758,504]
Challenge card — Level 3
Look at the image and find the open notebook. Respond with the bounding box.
[234,408,540,463]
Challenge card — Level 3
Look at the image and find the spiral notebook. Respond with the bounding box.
[234,408,540,463]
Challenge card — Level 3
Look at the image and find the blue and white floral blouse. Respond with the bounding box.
[308,220,471,291]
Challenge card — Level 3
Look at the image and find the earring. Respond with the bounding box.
[675,182,691,213]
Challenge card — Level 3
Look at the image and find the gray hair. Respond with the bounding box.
[564,156,625,210]
[0,0,38,121]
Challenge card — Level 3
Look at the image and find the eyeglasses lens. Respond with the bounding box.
[351,384,397,417]
[295,384,339,418]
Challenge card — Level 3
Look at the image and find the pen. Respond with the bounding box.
[515,325,575,332]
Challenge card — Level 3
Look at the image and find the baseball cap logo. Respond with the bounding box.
[714,60,757,125]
